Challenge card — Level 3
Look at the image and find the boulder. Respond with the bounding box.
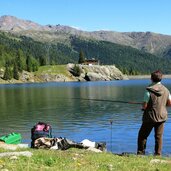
[67,63,128,81]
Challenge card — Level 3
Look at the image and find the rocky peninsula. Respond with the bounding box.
[0,64,128,84]
[67,63,127,81]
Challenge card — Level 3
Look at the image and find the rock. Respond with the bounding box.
[0,142,29,150]
[150,159,171,164]
[1,169,9,171]
[10,156,18,160]
[0,68,4,78]
[67,64,127,81]
[20,71,35,82]
[0,142,18,150]
[39,74,68,82]
[85,72,107,81]
[0,151,33,158]
[17,144,29,148]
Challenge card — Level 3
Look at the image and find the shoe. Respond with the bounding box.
[137,151,145,155]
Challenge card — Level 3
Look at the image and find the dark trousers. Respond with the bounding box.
[137,121,164,155]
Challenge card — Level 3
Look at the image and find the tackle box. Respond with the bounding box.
[0,132,22,144]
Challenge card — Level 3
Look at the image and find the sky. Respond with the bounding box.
[0,0,171,35]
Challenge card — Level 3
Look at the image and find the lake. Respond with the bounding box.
[1,79,171,155]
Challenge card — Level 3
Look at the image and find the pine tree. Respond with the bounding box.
[72,64,81,76]
[31,58,39,72]
[26,54,39,72]
[39,56,47,66]
[3,61,12,80]
[13,62,19,80]
[26,54,32,72]
[78,50,85,64]
[16,49,25,72]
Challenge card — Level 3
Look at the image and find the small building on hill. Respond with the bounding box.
[83,58,100,65]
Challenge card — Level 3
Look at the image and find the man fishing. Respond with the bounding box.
[137,70,171,156]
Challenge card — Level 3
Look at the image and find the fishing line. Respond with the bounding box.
[68,97,142,105]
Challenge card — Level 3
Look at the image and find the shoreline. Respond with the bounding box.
[127,75,150,79]
[128,75,171,79]
[1,75,171,85]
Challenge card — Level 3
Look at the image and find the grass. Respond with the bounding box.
[34,65,75,82]
[35,65,69,76]
[0,65,75,84]
[0,148,171,171]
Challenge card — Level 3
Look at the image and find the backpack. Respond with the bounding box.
[31,122,52,148]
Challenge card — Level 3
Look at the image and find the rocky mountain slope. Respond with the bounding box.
[0,15,171,58]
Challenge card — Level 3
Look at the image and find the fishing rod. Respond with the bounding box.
[69,97,142,105]
[110,120,113,152]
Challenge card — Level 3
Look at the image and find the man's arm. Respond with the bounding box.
[141,90,150,110]
[166,93,171,106]
[167,94,171,106]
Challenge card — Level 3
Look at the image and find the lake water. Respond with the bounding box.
[1,79,171,155]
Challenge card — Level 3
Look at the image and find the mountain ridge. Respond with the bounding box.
[1,20,171,75]
[0,15,171,58]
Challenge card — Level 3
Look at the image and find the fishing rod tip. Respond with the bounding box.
[109,120,113,124]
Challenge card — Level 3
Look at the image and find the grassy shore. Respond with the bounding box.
[0,148,171,171]
[0,65,74,84]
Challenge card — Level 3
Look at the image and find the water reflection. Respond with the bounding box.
[0,79,171,155]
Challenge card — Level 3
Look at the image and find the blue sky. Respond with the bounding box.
[0,0,170,35]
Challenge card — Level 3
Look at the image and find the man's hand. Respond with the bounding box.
[167,99,171,106]
[141,102,147,111]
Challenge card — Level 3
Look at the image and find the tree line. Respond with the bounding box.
[1,31,171,81]
[72,37,171,74]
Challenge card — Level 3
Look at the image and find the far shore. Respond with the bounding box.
[128,75,171,79]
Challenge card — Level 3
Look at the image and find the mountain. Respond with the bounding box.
[1,15,171,75]
[0,15,45,31]
[0,15,171,59]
